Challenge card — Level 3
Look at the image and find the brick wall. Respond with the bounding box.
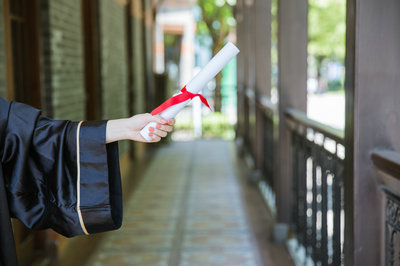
[98,0,128,120]
[0,0,7,98]
[40,0,85,120]
[98,0,129,153]
[131,0,146,114]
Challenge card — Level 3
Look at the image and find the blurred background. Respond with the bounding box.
[1,0,399,265]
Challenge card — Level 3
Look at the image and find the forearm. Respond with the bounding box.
[106,119,130,144]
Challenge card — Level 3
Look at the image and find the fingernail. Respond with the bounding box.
[156,124,161,129]
[149,133,153,137]
[161,119,167,124]
[149,127,154,132]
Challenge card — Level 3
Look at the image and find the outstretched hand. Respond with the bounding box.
[106,114,175,144]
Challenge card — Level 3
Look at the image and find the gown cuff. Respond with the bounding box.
[76,121,122,235]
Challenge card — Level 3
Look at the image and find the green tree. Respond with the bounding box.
[197,0,236,112]
[308,0,346,91]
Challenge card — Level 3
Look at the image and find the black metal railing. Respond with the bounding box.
[258,95,276,190]
[286,108,345,266]
[245,87,257,159]
[371,150,400,266]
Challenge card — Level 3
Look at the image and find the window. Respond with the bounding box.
[4,0,41,108]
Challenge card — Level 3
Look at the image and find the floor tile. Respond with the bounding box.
[179,250,258,266]
[86,140,291,266]
[86,251,169,266]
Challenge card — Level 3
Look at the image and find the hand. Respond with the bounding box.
[106,114,175,143]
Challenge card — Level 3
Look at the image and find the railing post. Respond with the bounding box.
[345,0,400,265]
[275,0,307,241]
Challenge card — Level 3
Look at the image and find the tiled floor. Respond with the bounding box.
[86,140,292,266]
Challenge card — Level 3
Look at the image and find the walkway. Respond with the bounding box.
[86,140,292,266]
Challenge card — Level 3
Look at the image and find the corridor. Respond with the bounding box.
[86,140,292,266]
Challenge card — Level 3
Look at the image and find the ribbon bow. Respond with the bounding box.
[151,86,211,116]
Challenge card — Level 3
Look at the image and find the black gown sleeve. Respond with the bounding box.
[0,98,122,237]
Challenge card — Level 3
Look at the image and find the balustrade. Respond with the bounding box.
[286,108,345,265]
[372,150,400,266]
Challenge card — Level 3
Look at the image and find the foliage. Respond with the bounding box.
[308,0,346,61]
[327,80,343,92]
[271,0,278,94]
[197,0,236,111]
[202,112,235,140]
[271,0,278,46]
[174,112,235,140]
[308,0,346,93]
[174,115,193,131]
[197,0,236,53]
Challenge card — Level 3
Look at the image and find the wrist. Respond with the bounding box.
[106,119,129,143]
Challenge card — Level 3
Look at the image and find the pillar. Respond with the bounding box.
[276,0,307,230]
[344,0,400,264]
[254,0,272,170]
[235,0,246,142]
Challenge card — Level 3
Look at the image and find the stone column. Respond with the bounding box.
[178,14,195,87]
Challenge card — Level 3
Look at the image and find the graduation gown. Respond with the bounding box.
[0,97,122,265]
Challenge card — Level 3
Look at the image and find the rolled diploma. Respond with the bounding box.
[140,42,240,141]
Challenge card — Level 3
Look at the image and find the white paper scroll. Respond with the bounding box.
[140,42,240,141]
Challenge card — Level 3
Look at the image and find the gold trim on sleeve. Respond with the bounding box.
[76,121,89,235]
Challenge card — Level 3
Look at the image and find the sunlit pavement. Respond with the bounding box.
[85,140,292,266]
[307,92,345,130]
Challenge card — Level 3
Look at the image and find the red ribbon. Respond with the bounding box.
[151,86,211,116]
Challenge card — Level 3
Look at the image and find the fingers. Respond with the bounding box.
[147,132,161,142]
[155,129,168,138]
[148,114,175,127]
[168,118,175,126]
[149,127,168,138]
[150,114,168,125]
[145,116,175,143]
[155,123,173,132]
